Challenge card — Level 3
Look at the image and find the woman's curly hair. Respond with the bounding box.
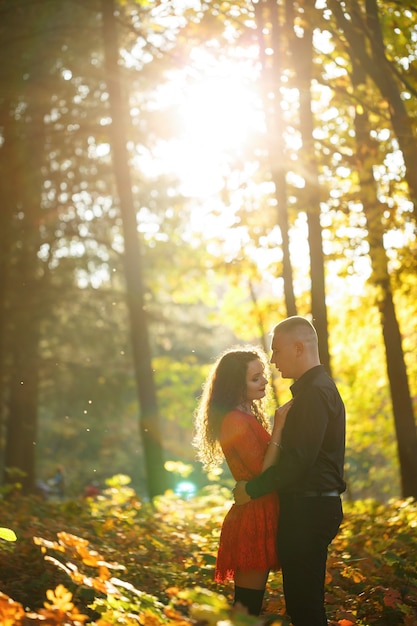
[193,346,271,469]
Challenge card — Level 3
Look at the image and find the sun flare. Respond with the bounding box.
[166,56,264,197]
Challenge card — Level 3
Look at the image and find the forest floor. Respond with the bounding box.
[0,477,417,625]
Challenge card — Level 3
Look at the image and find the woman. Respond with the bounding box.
[193,346,292,616]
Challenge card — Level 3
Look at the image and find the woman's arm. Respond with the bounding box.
[234,401,293,504]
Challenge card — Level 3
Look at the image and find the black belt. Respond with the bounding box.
[281,490,340,498]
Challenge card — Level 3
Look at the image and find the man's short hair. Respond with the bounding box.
[272,316,318,342]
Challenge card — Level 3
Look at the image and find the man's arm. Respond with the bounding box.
[233,402,292,504]
[233,465,279,504]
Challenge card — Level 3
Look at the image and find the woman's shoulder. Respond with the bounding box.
[220,410,255,446]
[222,409,261,433]
[223,408,251,422]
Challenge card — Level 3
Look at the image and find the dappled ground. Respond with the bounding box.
[0,477,417,625]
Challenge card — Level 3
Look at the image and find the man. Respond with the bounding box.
[234,316,346,626]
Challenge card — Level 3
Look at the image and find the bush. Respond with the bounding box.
[0,478,417,625]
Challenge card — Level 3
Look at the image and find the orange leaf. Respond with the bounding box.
[0,592,26,626]
[166,586,181,596]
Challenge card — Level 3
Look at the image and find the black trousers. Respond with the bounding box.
[277,494,343,626]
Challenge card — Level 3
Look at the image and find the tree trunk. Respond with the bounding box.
[0,98,14,478]
[4,98,43,494]
[102,0,169,498]
[352,63,417,498]
[254,0,297,318]
[289,0,331,373]
[6,314,40,494]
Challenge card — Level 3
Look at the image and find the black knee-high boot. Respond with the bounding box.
[234,586,265,616]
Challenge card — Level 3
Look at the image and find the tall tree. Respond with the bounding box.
[0,0,129,492]
[328,0,417,225]
[1,4,50,492]
[319,0,417,496]
[349,52,417,498]
[251,0,332,370]
[8,155,44,493]
[102,0,169,498]
[288,0,332,371]
[254,0,297,319]
[0,96,14,472]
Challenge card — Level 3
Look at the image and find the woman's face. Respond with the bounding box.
[245,359,268,402]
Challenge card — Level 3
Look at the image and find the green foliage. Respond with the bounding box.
[328,498,417,625]
[329,298,403,501]
[0,482,417,625]
[1,0,416,527]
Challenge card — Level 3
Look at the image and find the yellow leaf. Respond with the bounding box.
[0,528,17,542]
[44,585,75,612]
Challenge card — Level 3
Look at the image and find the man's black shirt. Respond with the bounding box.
[246,365,346,498]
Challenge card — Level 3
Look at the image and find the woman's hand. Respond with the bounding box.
[261,399,293,471]
[272,398,293,437]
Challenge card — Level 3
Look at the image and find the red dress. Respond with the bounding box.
[215,409,280,582]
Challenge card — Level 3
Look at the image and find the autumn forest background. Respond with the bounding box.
[0,0,417,624]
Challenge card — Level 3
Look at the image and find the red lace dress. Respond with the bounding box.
[215,409,280,582]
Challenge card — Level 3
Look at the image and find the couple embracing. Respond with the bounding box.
[194,316,346,626]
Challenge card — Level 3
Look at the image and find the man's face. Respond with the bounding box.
[270,332,297,379]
